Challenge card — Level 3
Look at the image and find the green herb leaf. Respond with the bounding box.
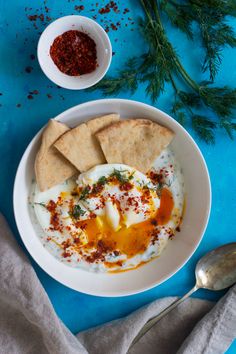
[79,186,90,200]
[34,202,47,209]
[70,205,86,219]
[110,169,130,184]
[192,115,216,144]
[97,176,108,185]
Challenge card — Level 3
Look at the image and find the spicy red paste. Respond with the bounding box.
[50,30,97,76]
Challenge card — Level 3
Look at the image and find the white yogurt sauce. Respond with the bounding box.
[30,147,185,272]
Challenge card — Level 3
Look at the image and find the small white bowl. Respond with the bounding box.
[37,16,112,89]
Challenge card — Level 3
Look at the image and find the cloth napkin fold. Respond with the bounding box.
[0,213,235,354]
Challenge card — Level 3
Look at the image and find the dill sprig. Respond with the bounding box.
[69,205,86,219]
[34,202,47,209]
[79,186,90,200]
[160,0,236,80]
[110,169,130,184]
[91,0,236,143]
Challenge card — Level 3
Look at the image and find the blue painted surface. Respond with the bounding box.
[0,1,235,352]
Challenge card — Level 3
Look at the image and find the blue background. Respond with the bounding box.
[0,1,235,352]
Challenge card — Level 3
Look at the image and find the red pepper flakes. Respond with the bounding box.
[74,5,84,12]
[28,15,37,21]
[47,94,52,99]
[39,14,44,22]
[62,251,71,258]
[30,54,35,60]
[111,23,118,30]
[27,95,33,100]
[99,1,119,14]
[50,30,97,76]
[16,103,21,108]
[119,182,133,191]
[30,89,39,95]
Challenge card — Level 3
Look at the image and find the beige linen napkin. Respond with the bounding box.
[0,213,235,354]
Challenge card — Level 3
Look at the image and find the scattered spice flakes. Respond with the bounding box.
[31,89,39,95]
[0,93,2,96]
[123,8,129,14]
[47,94,52,99]
[25,66,33,73]
[74,5,84,12]
[25,4,52,28]
[27,90,39,100]
[16,103,21,108]
[30,54,35,60]
[111,23,118,31]
[28,14,38,21]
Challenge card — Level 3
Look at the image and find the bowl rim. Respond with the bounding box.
[13,98,212,297]
[37,15,112,90]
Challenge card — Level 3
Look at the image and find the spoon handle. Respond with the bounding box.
[129,285,198,350]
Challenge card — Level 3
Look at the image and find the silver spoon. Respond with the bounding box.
[129,242,236,349]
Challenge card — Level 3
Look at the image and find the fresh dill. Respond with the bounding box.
[79,186,90,200]
[69,205,86,219]
[97,176,108,185]
[34,202,47,209]
[110,169,130,184]
[91,0,236,143]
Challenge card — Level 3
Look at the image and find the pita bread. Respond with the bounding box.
[54,114,120,172]
[95,119,174,173]
[35,120,77,191]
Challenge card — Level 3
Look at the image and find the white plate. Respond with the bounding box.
[13,99,211,297]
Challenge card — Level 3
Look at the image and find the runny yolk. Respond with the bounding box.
[76,188,174,259]
[156,188,174,225]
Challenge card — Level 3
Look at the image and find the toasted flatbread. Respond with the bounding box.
[95,119,174,173]
[35,120,77,191]
[54,114,120,172]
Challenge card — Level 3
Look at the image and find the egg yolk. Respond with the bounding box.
[75,188,174,259]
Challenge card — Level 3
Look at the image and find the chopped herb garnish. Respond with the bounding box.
[79,185,90,200]
[110,169,130,184]
[97,176,108,185]
[70,204,86,219]
[128,171,135,180]
[34,202,47,209]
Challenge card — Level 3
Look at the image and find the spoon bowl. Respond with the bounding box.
[196,243,236,290]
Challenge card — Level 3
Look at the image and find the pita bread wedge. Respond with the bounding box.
[54,114,120,172]
[95,119,174,173]
[35,120,77,191]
